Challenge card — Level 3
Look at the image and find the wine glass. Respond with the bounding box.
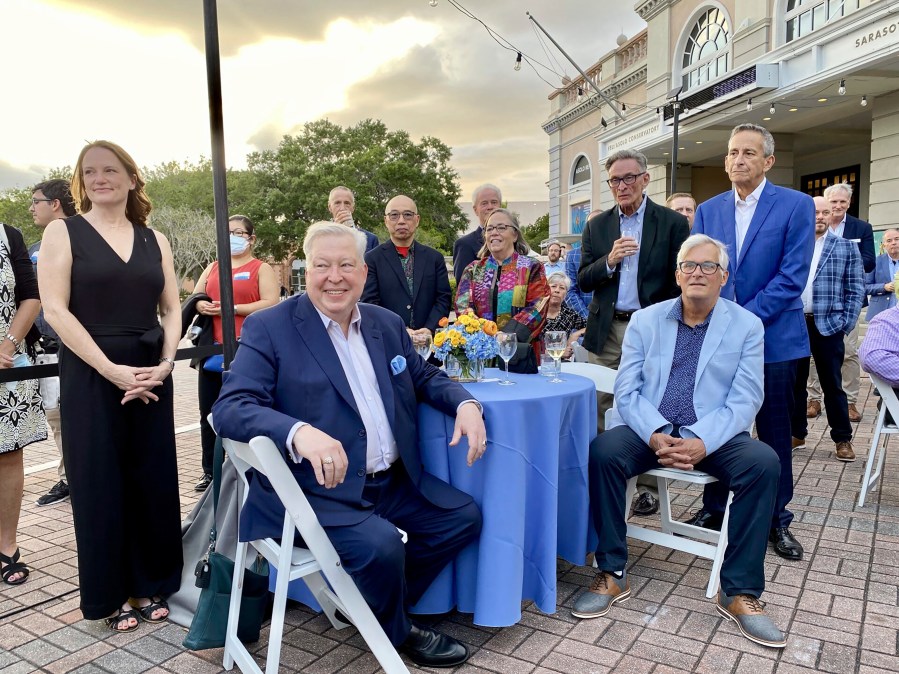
[414,333,433,361]
[620,225,638,272]
[496,333,517,385]
[544,331,567,383]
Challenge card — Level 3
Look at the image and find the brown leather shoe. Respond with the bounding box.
[806,400,821,418]
[791,437,806,451]
[848,403,862,422]
[717,592,786,648]
[835,441,855,462]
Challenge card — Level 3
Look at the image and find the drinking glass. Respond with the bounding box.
[539,354,558,377]
[544,331,567,383]
[620,225,638,272]
[414,333,433,361]
[496,333,517,385]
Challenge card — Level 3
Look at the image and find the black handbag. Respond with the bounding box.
[183,437,270,650]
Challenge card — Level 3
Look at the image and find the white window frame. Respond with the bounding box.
[675,3,733,94]
[778,0,860,44]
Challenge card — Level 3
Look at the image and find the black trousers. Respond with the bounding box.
[323,463,481,646]
[791,317,851,443]
[197,365,224,475]
[589,427,779,597]
[703,359,798,529]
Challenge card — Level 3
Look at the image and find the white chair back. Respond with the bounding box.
[559,361,616,394]
[858,373,899,506]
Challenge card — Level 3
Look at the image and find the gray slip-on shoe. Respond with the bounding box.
[716,591,786,648]
[572,571,630,619]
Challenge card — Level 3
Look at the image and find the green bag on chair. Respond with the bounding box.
[183,436,270,650]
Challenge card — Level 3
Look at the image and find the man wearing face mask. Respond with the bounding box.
[191,215,280,491]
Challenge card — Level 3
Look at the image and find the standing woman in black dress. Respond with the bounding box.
[39,141,182,632]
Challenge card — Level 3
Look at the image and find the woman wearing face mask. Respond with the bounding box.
[192,215,279,491]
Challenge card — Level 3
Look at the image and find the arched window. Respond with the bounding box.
[784,0,859,42]
[681,7,731,92]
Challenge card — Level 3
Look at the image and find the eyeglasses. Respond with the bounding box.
[30,198,54,206]
[606,172,646,188]
[677,261,723,275]
[385,211,417,222]
[229,229,251,238]
[485,224,514,234]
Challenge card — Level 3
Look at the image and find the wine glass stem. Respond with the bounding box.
[553,357,562,380]
[504,359,510,383]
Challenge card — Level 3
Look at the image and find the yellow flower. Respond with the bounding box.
[465,324,478,333]
[434,332,446,346]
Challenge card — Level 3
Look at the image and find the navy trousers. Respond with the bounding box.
[703,359,798,528]
[791,317,851,443]
[590,427,779,597]
[323,462,481,646]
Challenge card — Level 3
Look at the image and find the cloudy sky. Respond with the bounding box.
[0,0,645,200]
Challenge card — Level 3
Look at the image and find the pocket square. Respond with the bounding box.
[390,355,407,375]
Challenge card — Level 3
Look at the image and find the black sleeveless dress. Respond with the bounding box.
[59,214,182,620]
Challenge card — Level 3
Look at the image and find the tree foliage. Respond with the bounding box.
[247,119,467,259]
[522,213,549,251]
[148,205,217,288]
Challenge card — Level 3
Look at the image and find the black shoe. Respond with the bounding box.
[632,492,659,516]
[769,527,803,561]
[195,474,213,492]
[682,508,724,531]
[400,624,470,668]
[36,480,69,506]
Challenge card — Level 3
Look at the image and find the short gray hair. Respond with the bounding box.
[303,221,367,262]
[328,185,355,205]
[472,183,503,205]
[604,149,648,173]
[677,234,729,272]
[547,272,570,290]
[730,123,775,157]
[823,183,853,200]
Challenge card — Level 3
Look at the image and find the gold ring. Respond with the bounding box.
[322,456,334,465]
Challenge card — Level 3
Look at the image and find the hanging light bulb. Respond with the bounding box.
[429,0,438,6]
[621,103,627,111]
[770,103,776,114]
[655,107,660,115]
[746,98,753,112]
[861,95,868,107]
[514,52,522,71]
[838,79,846,96]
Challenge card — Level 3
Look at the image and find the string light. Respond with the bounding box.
[769,103,776,114]
[861,95,868,107]
[600,117,608,128]
[621,103,626,111]
[838,79,846,95]
[514,52,522,71]
[746,98,752,112]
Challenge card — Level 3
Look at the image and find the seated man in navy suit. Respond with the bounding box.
[213,222,486,668]
[572,235,785,649]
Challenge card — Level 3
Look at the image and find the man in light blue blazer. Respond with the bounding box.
[692,123,814,561]
[573,234,785,648]
[865,229,899,321]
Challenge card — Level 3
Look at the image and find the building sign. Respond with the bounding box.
[602,121,662,157]
[571,202,591,235]
[572,156,591,185]
[855,19,899,48]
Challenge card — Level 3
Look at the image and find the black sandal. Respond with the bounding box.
[0,548,30,585]
[104,608,140,633]
[135,597,169,624]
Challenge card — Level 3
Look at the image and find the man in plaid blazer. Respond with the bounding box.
[791,196,863,462]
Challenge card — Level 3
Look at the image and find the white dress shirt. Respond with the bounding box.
[734,178,767,256]
[831,216,846,238]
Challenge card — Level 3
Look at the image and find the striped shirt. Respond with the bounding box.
[859,305,899,387]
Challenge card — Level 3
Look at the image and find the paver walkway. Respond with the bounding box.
[1,364,897,673]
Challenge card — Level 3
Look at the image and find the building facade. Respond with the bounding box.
[543,0,899,244]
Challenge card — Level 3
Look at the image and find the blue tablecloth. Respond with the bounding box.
[411,368,596,626]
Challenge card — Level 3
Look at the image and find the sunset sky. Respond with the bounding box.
[0,0,645,200]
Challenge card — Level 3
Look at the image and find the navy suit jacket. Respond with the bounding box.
[212,294,474,542]
[452,227,484,284]
[842,214,875,273]
[694,181,814,363]
[865,253,899,320]
[362,240,451,333]
[359,227,379,253]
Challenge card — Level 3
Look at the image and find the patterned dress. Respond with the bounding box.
[0,226,46,453]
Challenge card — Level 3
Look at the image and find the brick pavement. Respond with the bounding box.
[1,364,897,673]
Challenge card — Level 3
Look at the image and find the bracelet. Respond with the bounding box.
[159,356,176,370]
[5,334,20,350]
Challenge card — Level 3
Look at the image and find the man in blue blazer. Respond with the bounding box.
[791,197,863,462]
[806,183,875,422]
[693,123,814,561]
[573,235,785,648]
[362,194,452,344]
[864,229,899,320]
[452,183,501,283]
[213,222,486,668]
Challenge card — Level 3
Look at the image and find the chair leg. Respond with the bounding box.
[223,540,250,671]
[872,435,890,495]
[624,477,637,520]
[858,409,886,507]
[658,478,673,534]
[706,492,733,599]
[263,515,296,674]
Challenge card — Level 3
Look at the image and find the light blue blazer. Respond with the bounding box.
[607,297,765,455]
[865,253,898,321]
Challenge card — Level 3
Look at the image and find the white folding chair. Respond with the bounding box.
[222,435,409,674]
[858,373,899,507]
[560,361,617,393]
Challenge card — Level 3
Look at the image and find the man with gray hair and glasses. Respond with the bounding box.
[573,234,785,649]
[453,183,502,283]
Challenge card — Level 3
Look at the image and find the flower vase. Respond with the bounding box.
[446,354,483,383]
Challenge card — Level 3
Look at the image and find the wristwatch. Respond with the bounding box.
[159,356,176,370]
